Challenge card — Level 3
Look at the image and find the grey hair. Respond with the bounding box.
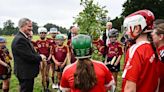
[18,18,31,28]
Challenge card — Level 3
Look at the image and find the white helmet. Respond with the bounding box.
[49,27,58,34]
[38,27,47,34]
[123,9,155,35]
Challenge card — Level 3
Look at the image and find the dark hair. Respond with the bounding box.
[74,58,97,91]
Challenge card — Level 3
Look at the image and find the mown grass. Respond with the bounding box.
[1,35,124,92]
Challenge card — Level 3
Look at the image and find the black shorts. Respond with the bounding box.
[0,63,11,80]
[106,57,120,72]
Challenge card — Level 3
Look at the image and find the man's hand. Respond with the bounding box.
[40,54,46,62]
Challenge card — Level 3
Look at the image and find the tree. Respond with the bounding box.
[2,20,18,35]
[0,28,2,35]
[110,17,124,32]
[122,0,164,19]
[32,22,39,34]
[74,0,108,37]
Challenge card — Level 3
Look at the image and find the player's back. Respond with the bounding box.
[61,60,114,92]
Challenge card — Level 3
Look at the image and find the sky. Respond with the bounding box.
[0,0,126,29]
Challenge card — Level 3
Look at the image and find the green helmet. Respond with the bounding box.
[55,34,65,40]
[71,34,92,59]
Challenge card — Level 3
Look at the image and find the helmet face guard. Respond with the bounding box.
[71,34,92,59]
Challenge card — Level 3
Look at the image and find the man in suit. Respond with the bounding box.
[11,18,46,92]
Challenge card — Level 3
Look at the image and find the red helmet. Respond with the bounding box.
[123,9,155,35]
[129,9,155,30]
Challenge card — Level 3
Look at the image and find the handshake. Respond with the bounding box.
[40,54,47,62]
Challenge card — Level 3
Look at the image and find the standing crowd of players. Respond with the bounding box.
[0,9,163,92]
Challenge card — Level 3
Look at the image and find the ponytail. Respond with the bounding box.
[147,32,158,59]
[74,58,97,91]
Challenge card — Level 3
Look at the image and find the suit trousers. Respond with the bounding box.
[18,78,34,92]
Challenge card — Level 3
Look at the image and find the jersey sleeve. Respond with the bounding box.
[60,70,70,91]
[118,43,123,55]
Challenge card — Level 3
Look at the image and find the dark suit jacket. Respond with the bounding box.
[11,32,41,79]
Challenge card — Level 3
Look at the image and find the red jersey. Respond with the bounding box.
[157,46,164,92]
[92,38,104,51]
[60,60,115,92]
[107,42,123,58]
[122,41,158,92]
[0,50,7,75]
[35,39,50,57]
[52,45,68,62]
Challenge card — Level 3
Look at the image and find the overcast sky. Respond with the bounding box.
[0,0,126,29]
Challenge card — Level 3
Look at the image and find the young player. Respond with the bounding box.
[122,10,158,92]
[52,34,69,91]
[67,26,78,64]
[92,30,104,54]
[35,27,51,92]
[104,28,123,87]
[0,37,12,92]
[47,27,59,89]
[60,34,115,92]
[151,23,164,92]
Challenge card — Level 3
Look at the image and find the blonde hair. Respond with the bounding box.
[106,22,112,26]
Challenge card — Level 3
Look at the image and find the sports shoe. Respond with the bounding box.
[52,83,58,89]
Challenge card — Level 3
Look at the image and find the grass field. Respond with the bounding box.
[0,35,124,92]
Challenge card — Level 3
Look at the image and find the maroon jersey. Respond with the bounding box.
[52,45,68,63]
[0,50,6,75]
[92,38,104,50]
[107,42,123,58]
[47,38,56,46]
[67,39,77,63]
[31,40,36,47]
[67,39,71,46]
[35,39,50,57]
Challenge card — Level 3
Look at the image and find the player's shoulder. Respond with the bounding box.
[63,63,76,74]
[91,60,108,69]
[115,41,122,46]
[128,41,150,58]
[47,38,52,40]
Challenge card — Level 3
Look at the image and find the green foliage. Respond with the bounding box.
[122,0,164,19]
[1,20,18,35]
[74,0,108,37]
[110,17,124,32]
[32,22,39,34]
